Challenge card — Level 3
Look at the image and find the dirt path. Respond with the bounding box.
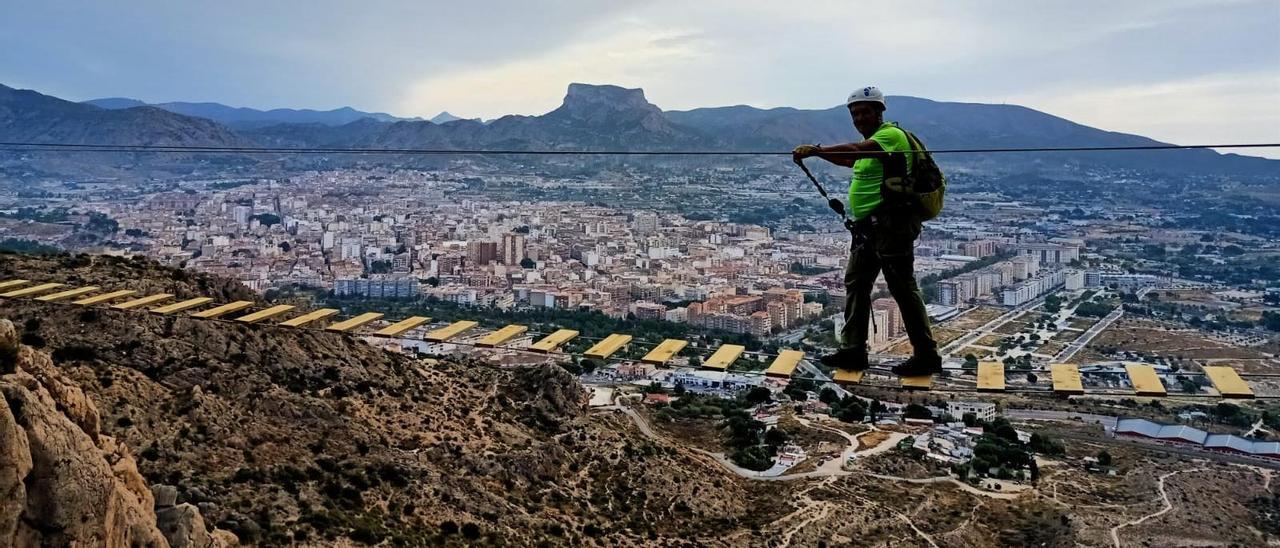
[610,405,1028,505]
[773,476,839,548]
[1109,468,1204,548]
[862,472,1025,500]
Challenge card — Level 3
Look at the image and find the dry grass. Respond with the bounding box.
[946,306,1007,330]
[994,321,1029,335]
[1068,318,1098,330]
[1037,341,1066,357]
[778,413,847,458]
[888,326,964,355]
[1050,329,1080,343]
[1083,318,1272,363]
[961,346,995,359]
[856,430,892,451]
[976,334,1006,347]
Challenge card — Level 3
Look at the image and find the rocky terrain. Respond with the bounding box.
[1,251,1274,546]
[1,317,236,547]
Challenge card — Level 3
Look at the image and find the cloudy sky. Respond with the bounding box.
[3,0,1278,156]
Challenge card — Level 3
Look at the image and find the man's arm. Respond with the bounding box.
[793,138,885,166]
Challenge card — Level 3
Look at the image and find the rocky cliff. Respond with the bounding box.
[0,318,236,547]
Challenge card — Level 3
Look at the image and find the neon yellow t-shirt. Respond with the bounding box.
[849,122,913,220]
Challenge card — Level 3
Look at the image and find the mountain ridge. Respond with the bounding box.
[84,97,421,129]
[1,84,249,147]
[4,82,1275,176]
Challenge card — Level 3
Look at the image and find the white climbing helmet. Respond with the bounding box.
[847,86,885,108]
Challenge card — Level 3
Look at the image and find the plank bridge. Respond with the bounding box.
[0,277,1265,400]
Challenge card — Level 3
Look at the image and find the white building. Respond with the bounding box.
[947,401,997,423]
[1065,269,1084,291]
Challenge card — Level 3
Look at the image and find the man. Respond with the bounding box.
[792,86,941,377]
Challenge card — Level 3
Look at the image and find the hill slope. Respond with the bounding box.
[667,96,1277,175]
[1,85,248,147]
[3,252,1277,545]
[0,252,1093,546]
[1,318,236,547]
[85,98,416,129]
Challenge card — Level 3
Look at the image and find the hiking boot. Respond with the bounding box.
[891,353,943,377]
[820,346,869,371]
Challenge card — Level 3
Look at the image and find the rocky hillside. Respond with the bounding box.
[0,84,249,147]
[0,253,796,545]
[0,251,1121,546]
[1,318,236,547]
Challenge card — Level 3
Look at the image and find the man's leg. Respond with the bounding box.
[881,252,942,375]
[881,253,938,355]
[824,230,880,370]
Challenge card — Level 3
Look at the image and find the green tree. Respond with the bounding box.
[1029,433,1065,455]
[1264,311,1280,332]
[764,428,790,449]
[835,403,865,423]
[744,386,772,406]
[904,404,933,420]
[819,387,839,405]
[729,446,773,471]
[520,257,536,269]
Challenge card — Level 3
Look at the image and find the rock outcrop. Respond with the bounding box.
[0,319,234,547]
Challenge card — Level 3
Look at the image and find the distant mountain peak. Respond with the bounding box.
[84,97,148,110]
[548,83,665,128]
[563,83,652,109]
[429,111,470,124]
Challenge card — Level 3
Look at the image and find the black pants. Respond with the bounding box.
[839,211,938,356]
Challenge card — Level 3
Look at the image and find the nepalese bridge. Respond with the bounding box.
[0,278,1266,400]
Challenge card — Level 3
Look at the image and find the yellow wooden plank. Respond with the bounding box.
[111,293,173,310]
[642,339,688,365]
[977,361,1005,392]
[1051,363,1084,395]
[901,375,933,390]
[832,369,864,385]
[1125,364,1166,397]
[190,300,254,319]
[477,324,528,347]
[703,344,745,371]
[424,320,478,342]
[1203,366,1254,399]
[0,279,30,291]
[765,350,805,378]
[584,334,632,360]
[326,312,384,332]
[34,286,100,302]
[0,282,64,298]
[150,297,214,314]
[373,316,431,337]
[278,308,339,327]
[73,289,137,306]
[530,329,579,353]
[236,304,296,323]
